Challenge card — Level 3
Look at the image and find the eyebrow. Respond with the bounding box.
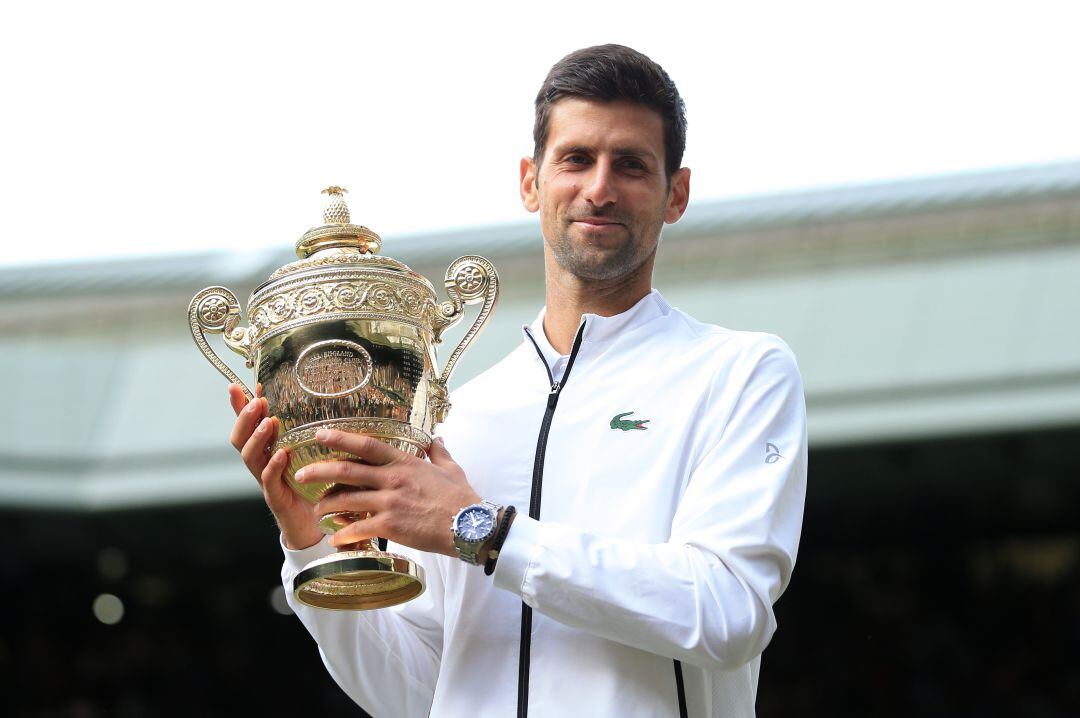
[554,144,657,162]
[612,146,653,159]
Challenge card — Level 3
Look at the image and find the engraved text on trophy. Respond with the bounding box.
[295,340,373,398]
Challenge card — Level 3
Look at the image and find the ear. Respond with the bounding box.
[520,156,540,213]
[663,167,691,224]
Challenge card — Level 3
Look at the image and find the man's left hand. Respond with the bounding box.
[295,429,481,556]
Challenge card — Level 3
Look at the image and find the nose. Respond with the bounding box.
[582,162,617,208]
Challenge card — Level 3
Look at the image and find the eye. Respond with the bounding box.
[620,158,646,171]
[566,153,591,165]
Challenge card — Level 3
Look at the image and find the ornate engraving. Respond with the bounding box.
[454,264,485,295]
[187,286,254,398]
[248,274,439,345]
[294,340,373,398]
[331,283,364,308]
[197,296,229,327]
[267,252,407,280]
[429,379,451,426]
[399,287,423,314]
[436,256,499,386]
[296,287,327,316]
[276,418,431,453]
[368,283,397,311]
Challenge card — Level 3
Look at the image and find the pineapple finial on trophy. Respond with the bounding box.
[321,185,350,225]
[293,186,382,258]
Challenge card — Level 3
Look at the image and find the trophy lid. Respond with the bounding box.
[295,186,382,258]
[264,186,416,282]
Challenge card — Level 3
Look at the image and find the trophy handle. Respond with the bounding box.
[433,255,499,391]
[188,286,255,400]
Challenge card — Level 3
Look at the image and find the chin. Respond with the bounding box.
[555,251,646,282]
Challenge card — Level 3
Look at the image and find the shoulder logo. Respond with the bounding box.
[765,442,783,463]
[610,411,650,431]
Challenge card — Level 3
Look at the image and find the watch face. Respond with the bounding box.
[456,506,495,542]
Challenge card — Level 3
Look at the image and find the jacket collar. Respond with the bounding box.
[521,289,671,365]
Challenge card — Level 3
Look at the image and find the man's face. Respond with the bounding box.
[520,98,690,282]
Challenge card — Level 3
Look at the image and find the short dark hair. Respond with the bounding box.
[533,44,687,179]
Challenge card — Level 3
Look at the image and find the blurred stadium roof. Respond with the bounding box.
[2,160,1078,509]
[5,159,1080,297]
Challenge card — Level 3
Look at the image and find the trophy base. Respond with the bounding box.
[293,549,425,610]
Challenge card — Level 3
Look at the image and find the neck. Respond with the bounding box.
[541,250,655,355]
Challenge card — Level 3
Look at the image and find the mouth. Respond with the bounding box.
[571,217,624,228]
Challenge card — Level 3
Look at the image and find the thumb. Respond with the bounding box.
[427,436,458,468]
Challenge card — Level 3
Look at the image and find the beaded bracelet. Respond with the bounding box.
[483,505,517,576]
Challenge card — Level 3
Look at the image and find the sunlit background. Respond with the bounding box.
[2,2,1079,716]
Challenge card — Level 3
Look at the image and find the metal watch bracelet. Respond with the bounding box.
[452,500,502,565]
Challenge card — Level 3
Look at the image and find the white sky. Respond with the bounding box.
[1,0,1078,267]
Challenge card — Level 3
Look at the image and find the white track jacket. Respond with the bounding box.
[281,289,808,717]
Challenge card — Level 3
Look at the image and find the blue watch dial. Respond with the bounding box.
[457,507,495,542]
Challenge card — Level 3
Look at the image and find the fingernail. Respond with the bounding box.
[245,401,259,413]
[295,468,307,482]
[315,429,332,442]
[435,436,445,446]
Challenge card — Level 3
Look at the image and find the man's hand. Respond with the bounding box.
[295,429,481,556]
[228,383,323,551]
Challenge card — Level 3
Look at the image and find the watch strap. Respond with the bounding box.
[484,505,517,576]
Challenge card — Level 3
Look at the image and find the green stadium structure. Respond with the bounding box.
[2,160,1078,511]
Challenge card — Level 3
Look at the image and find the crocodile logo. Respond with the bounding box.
[610,411,650,431]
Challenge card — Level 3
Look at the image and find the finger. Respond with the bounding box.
[329,515,385,548]
[296,458,384,490]
[228,383,248,416]
[316,430,403,466]
[314,487,387,520]
[427,436,460,470]
[229,397,268,452]
[240,415,277,476]
[259,447,289,493]
[256,382,264,398]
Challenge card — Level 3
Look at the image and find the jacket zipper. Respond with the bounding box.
[517,321,587,718]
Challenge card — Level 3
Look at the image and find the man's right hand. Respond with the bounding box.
[228,384,324,550]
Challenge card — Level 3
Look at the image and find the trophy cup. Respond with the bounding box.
[187,186,498,610]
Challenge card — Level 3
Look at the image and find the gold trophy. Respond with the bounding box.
[188,187,498,610]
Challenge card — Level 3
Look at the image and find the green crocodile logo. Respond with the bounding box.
[610,411,650,431]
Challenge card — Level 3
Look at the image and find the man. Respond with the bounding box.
[229,44,807,717]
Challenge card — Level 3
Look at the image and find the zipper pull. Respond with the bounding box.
[550,381,560,394]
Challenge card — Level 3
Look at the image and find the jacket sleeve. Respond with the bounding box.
[281,537,445,716]
[491,336,808,671]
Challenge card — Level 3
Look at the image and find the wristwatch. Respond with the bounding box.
[451,500,502,565]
